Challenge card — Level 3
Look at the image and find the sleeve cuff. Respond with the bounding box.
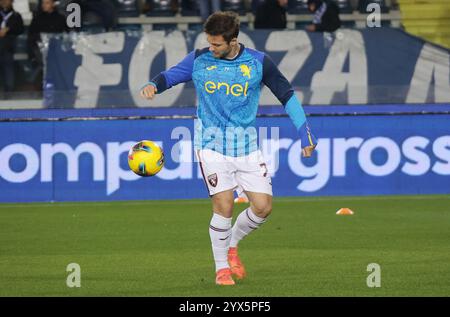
[299,122,317,148]
[141,81,157,91]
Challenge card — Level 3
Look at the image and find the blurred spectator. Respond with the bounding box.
[254,0,288,29]
[27,0,67,89]
[306,0,341,32]
[197,0,221,21]
[0,0,24,95]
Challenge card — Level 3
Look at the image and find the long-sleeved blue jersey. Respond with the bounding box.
[149,44,316,157]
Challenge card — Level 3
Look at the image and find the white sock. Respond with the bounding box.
[209,213,232,272]
[230,208,267,248]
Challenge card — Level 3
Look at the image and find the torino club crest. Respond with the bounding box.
[207,173,218,187]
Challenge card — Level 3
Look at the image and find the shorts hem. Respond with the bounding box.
[209,185,239,196]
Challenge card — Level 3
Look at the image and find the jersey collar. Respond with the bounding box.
[222,43,245,61]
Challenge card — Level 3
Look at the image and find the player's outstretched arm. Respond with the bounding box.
[140,50,196,101]
[261,54,317,158]
[285,95,317,158]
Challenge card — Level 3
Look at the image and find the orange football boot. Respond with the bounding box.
[228,247,246,280]
[215,268,235,286]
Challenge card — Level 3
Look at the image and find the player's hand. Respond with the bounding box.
[302,144,316,158]
[140,84,157,100]
[299,122,317,158]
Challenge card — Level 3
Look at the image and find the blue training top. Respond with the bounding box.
[149,44,316,157]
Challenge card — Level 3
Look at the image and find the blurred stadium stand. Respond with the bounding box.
[4,0,450,104]
[288,0,309,14]
[102,0,402,31]
[358,0,390,13]
[114,0,140,17]
[145,0,178,16]
[179,0,201,16]
[17,0,404,30]
[336,0,353,14]
[222,0,247,15]
[7,0,403,65]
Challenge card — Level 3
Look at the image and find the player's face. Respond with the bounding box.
[206,34,236,59]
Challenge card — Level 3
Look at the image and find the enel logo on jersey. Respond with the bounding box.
[204,81,249,97]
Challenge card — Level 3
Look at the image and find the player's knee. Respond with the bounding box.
[213,201,234,218]
[262,204,273,218]
[212,191,235,218]
[252,202,272,218]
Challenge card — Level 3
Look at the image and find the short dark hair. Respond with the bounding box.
[203,11,240,43]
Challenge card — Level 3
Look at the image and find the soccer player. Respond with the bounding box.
[141,11,317,286]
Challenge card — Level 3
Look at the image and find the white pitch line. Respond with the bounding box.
[0,195,448,209]
[275,195,450,203]
[0,200,211,209]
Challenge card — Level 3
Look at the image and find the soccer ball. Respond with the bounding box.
[128,140,164,176]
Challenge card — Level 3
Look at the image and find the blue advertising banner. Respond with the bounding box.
[1,114,449,202]
[43,28,450,108]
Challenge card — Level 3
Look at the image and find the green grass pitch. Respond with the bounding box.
[0,195,449,297]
